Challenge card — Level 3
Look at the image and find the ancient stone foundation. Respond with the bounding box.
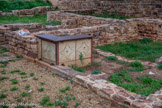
[57,0,162,19]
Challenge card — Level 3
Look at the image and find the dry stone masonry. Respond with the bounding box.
[0,10,161,108]
[57,0,162,19]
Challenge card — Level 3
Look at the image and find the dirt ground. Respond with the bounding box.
[0,57,111,108]
[85,54,162,80]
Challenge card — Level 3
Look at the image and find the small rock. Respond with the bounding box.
[28,90,32,93]
[149,71,155,75]
[61,78,64,81]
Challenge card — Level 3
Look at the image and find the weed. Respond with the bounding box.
[79,52,84,64]
[92,69,102,75]
[157,63,162,70]
[140,38,153,44]
[0,93,7,99]
[92,61,101,66]
[109,70,162,96]
[52,72,56,77]
[70,80,74,84]
[40,82,45,86]
[72,96,76,100]
[38,88,44,92]
[75,101,80,107]
[59,86,70,93]
[104,56,118,61]
[17,98,21,102]
[10,79,18,84]
[40,96,54,106]
[20,92,30,97]
[16,55,23,59]
[19,72,26,75]
[71,65,85,73]
[1,70,6,74]
[10,87,18,91]
[129,61,143,67]
[10,69,21,74]
[0,76,9,81]
[65,95,71,101]
[29,73,34,77]
[25,85,30,90]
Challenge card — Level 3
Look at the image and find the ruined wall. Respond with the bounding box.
[0,6,56,16]
[57,0,162,18]
[47,11,162,45]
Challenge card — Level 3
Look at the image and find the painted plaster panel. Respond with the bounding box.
[76,39,91,59]
[59,40,76,63]
[42,40,56,62]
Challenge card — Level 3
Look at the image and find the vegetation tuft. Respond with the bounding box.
[109,70,162,96]
[96,40,162,62]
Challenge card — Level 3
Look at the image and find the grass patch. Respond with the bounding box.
[29,73,34,77]
[20,92,30,97]
[10,87,18,91]
[88,12,131,19]
[128,61,145,72]
[104,56,118,61]
[92,69,102,75]
[40,96,54,106]
[0,14,61,25]
[25,85,30,90]
[1,70,6,74]
[19,72,27,75]
[71,65,85,73]
[59,86,70,93]
[157,63,162,70]
[38,88,44,92]
[10,79,18,84]
[109,70,162,96]
[96,40,162,62]
[10,69,21,74]
[0,93,7,99]
[0,76,9,81]
[0,0,52,12]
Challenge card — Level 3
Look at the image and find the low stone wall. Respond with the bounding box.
[47,11,162,45]
[0,6,56,16]
[0,23,46,45]
[57,0,162,19]
[9,32,38,59]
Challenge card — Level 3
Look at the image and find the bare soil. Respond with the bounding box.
[85,54,162,80]
[0,57,111,108]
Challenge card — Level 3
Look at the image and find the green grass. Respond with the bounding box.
[109,70,162,96]
[92,69,102,75]
[0,76,9,81]
[40,96,54,106]
[59,86,70,93]
[88,12,131,19]
[128,61,145,72]
[104,56,118,61]
[38,88,44,92]
[0,93,7,99]
[10,79,18,84]
[0,0,52,12]
[20,92,30,97]
[71,65,85,73]
[0,14,61,25]
[10,69,21,74]
[10,87,18,91]
[19,72,27,75]
[96,41,162,62]
[157,63,162,70]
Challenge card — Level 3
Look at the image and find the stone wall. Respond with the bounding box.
[57,0,162,19]
[0,23,46,45]
[47,11,162,45]
[0,6,56,16]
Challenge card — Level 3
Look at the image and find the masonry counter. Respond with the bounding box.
[35,34,93,66]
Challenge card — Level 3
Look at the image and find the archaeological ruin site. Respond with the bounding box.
[0,0,162,108]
